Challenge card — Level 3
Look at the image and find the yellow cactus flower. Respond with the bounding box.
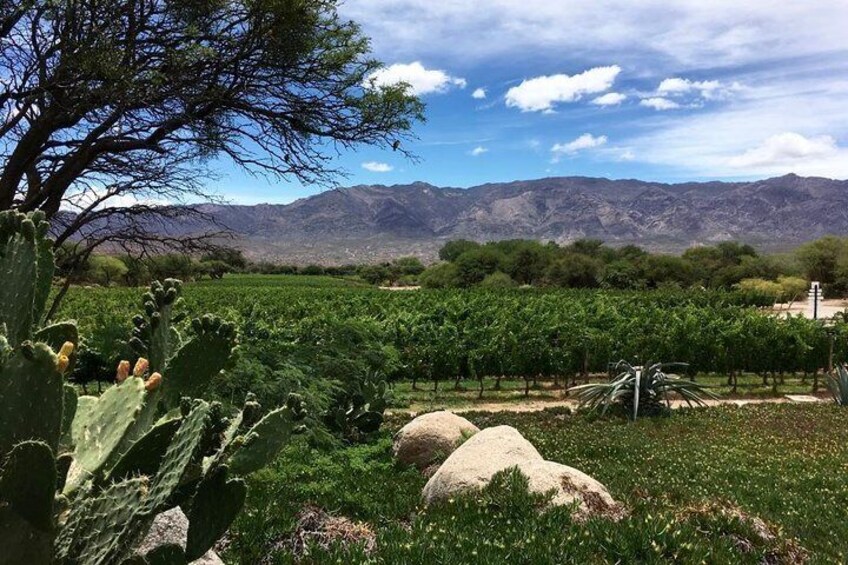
[116,360,131,383]
[133,357,149,378]
[145,372,162,391]
[56,355,70,374]
[59,341,75,358]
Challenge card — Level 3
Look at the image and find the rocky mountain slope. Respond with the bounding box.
[197,174,848,263]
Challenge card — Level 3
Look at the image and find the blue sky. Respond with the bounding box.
[212,0,848,204]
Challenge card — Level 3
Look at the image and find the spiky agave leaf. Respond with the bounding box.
[569,360,718,420]
[827,364,848,406]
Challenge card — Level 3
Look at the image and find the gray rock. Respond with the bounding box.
[136,508,224,565]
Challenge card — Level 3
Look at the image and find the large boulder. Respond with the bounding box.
[421,425,542,503]
[422,425,622,521]
[510,460,624,521]
[393,411,480,469]
[136,508,224,565]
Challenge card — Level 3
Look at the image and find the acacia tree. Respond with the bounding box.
[0,0,423,253]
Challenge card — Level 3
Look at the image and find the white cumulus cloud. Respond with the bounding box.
[551,134,608,161]
[640,97,681,111]
[592,92,627,106]
[657,77,737,100]
[505,65,621,112]
[729,132,839,168]
[365,61,466,95]
[469,146,489,156]
[472,87,487,99]
[362,161,394,173]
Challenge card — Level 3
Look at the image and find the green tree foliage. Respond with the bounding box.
[86,256,129,286]
[393,256,426,276]
[438,240,481,262]
[544,253,600,288]
[600,260,643,290]
[504,241,550,285]
[202,248,248,271]
[419,263,460,288]
[454,248,506,286]
[479,271,518,289]
[640,255,695,288]
[357,265,390,286]
[0,0,423,256]
[421,238,819,292]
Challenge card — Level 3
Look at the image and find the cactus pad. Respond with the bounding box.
[108,418,181,483]
[185,465,246,561]
[0,440,56,532]
[66,377,147,492]
[0,342,63,455]
[146,400,210,512]
[56,476,151,565]
[161,319,236,409]
[228,402,303,476]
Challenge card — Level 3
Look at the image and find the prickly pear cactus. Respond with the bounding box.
[325,373,389,440]
[0,210,54,346]
[0,211,306,565]
[130,281,238,412]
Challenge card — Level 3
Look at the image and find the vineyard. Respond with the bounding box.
[58,275,847,400]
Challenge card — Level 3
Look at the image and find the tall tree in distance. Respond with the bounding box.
[0,0,424,253]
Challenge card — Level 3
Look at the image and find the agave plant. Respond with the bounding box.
[827,364,848,406]
[569,360,719,420]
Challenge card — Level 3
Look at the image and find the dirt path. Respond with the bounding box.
[397,395,825,415]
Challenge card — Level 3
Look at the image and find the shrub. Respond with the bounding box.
[479,271,517,288]
[420,262,461,288]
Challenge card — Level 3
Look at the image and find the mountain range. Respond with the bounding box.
[196,174,848,264]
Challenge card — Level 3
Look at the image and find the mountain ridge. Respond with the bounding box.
[196,174,848,264]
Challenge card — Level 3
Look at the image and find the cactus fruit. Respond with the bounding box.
[133,357,149,378]
[56,354,70,374]
[59,341,75,358]
[145,372,163,391]
[116,360,131,383]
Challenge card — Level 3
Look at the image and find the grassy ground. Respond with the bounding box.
[226,403,848,564]
[390,374,829,411]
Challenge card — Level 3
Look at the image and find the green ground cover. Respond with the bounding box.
[225,403,848,564]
